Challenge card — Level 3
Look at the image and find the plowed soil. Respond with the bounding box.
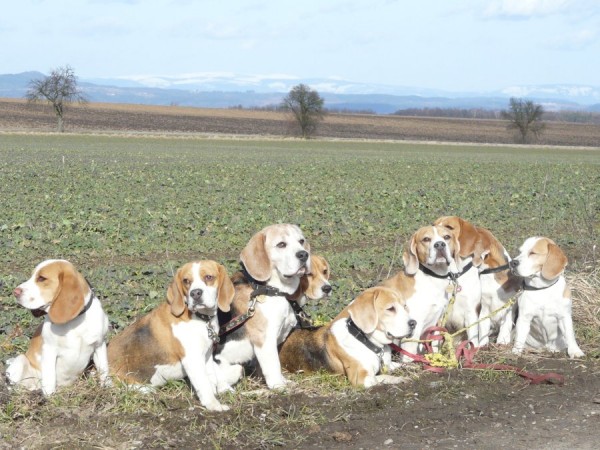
[1,98,599,147]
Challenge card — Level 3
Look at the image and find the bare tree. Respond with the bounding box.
[25,65,87,132]
[281,84,325,138]
[501,97,545,143]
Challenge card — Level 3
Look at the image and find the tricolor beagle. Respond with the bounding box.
[434,216,519,347]
[6,259,109,395]
[509,237,584,359]
[214,224,311,390]
[279,286,416,387]
[107,260,235,411]
[381,225,460,361]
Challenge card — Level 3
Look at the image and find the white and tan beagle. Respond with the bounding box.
[279,286,416,387]
[381,225,460,361]
[107,260,235,411]
[434,216,520,347]
[214,223,311,390]
[295,254,332,306]
[6,259,109,395]
[510,237,584,359]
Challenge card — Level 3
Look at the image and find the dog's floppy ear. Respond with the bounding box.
[447,232,461,274]
[216,263,235,312]
[167,268,187,317]
[48,263,86,325]
[240,230,271,282]
[456,218,480,259]
[403,235,419,275]
[541,241,568,280]
[348,288,379,334]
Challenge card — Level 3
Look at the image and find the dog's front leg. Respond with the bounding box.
[496,309,515,345]
[40,345,58,396]
[254,338,288,389]
[512,313,533,355]
[182,355,229,412]
[92,342,110,386]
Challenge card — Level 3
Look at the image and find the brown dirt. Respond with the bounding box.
[1,98,600,147]
[1,353,598,449]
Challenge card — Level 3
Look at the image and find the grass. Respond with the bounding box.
[0,132,598,447]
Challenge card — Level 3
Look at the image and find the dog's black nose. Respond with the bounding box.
[296,250,309,262]
[408,319,417,329]
[509,260,520,269]
[322,284,332,294]
[434,241,446,249]
[190,289,203,301]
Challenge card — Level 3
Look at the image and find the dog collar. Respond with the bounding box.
[418,263,459,280]
[479,263,510,275]
[522,278,560,291]
[346,318,384,363]
[194,312,215,322]
[236,263,293,300]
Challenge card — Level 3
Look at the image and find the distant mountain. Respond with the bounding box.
[1,71,598,114]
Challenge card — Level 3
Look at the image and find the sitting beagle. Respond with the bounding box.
[279,286,416,387]
[214,223,311,390]
[381,225,460,361]
[6,259,109,395]
[434,216,519,346]
[510,237,585,359]
[107,260,235,411]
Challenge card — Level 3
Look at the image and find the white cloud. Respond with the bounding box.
[484,0,574,18]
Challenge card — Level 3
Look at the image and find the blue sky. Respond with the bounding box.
[2,0,599,93]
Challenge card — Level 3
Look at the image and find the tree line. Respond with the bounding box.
[28,65,584,143]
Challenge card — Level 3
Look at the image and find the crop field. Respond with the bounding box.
[0,133,599,448]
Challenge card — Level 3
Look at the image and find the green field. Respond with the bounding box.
[1,134,599,355]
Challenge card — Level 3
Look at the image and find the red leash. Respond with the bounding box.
[391,326,565,385]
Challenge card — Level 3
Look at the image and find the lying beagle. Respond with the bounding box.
[279,286,416,387]
[510,237,584,359]
[434,216,519,346]
[107,260,235,411]
[381,225,460,361]
[6,259,109,395]
[215,224,312,390]
[287,254,332,327]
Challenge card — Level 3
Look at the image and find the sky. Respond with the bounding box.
[2,0,599,93]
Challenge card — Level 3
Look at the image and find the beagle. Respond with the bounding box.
[279,286,416,387]
[381,225,460,361]
[286,254,332,327]
[5,259,109,395]
[434,216,519,346]
[295,254,332,306]
[214,224,311,390]
[509,237,584,358]
[107,260,235,411]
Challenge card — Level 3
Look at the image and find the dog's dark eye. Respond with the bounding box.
[204,275,214,282]
[36,275,46,283]
[529,252,536,256]
[445,225,454,230]
[322,269,328,275]
[444,235,451,240]
[387,305,396,313]
[422,237,431,242]
[182,278,191,286]
[299,239,305,245]
[276,242,287,248]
